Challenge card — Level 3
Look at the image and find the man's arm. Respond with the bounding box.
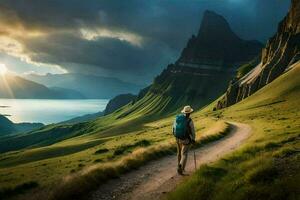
[189,120,196,141]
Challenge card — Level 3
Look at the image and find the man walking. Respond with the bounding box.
[173,105,196,175]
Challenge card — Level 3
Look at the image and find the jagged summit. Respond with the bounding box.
[198,10,237,41]
[177,10,263,69]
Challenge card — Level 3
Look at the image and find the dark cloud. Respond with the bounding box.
[0,0,290,84]
[24,32,170,72]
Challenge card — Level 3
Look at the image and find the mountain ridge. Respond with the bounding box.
[0,74,84,99]
[217,0,300,109]
[0,115,44,136]
[25,73,143,99]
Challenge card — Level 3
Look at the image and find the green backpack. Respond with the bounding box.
[173,114,190,139]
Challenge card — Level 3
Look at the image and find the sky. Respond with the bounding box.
[0,0,290,84]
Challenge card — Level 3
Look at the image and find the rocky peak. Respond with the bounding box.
[197,10,239,42]
[177,10,262,68]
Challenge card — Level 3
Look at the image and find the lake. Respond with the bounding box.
[0,99,109,124]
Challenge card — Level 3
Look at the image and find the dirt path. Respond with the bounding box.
[88,122,251,200]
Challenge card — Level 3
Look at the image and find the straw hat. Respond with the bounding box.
[181,105,194,114]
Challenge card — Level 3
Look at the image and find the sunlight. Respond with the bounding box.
[0,63,15,98]
[0,63,8,75]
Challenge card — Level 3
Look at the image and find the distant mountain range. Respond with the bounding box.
[25,73,143,99]
[0,74,84,99]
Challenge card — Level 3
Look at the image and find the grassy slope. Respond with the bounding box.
[168,63,300,200]
[0,112,226,197]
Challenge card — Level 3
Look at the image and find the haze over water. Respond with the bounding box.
[0,99,109,124]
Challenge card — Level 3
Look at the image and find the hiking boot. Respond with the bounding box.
[177,164,183,175]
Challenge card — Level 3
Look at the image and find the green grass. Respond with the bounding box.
[167,63,300,200]
[0,112,226,199]
[44,121,230,200]
[113,139,151,156]
[0,119,229,200]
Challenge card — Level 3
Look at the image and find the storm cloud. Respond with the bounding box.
[0,0,290,84]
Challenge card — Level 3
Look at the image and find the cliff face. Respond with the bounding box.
[177,10,263,69]
[217,0,300,109]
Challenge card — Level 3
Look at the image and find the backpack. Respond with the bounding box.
[173,114,190,139]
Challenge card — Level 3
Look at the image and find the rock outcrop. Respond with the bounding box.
[217,0,300,109]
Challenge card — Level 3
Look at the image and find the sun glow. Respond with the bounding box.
[0,64,8,75]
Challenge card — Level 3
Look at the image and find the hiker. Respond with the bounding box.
[173,105,196,175]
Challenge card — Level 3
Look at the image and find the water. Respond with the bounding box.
[0,99,109,124]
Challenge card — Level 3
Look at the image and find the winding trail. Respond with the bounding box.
[88,122,251,200]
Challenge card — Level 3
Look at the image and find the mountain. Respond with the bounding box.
[0,74,84,99]
[114,10,263,117]
[177,10,263,69]
[216,0,300,109]
[0,115,43,136]
[104,93,137,115]
[25,73,143,99]
[0,115,15,135]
